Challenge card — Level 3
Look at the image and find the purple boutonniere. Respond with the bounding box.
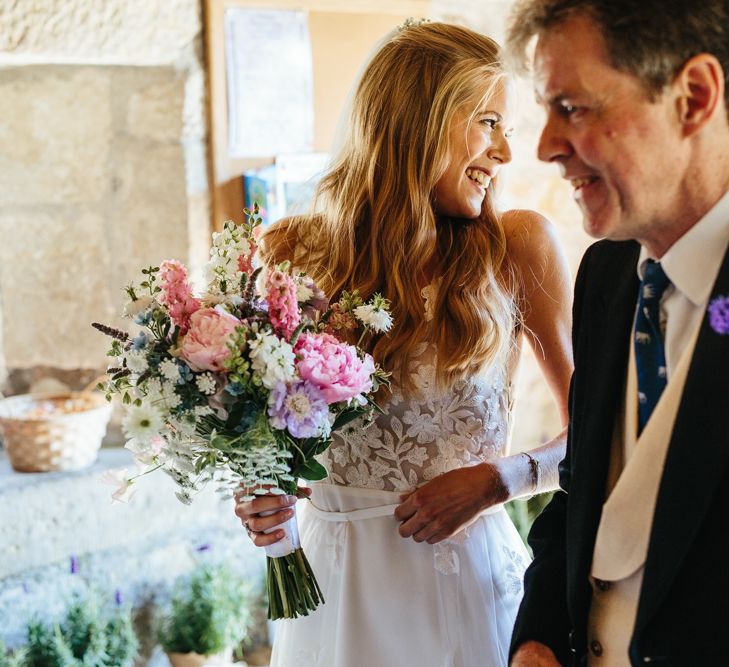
[708,295,729,334]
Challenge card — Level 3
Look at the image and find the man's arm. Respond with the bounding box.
[509,243,596,665]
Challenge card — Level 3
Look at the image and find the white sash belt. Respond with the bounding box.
[306,484,505,524]
[307,502,400,522]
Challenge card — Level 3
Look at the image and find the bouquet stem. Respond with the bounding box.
[266,547,324,619]
[263,506,324,620]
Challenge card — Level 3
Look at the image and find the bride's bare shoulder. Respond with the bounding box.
[499,209,562,269]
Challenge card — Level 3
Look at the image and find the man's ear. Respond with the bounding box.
[674,53,725,137]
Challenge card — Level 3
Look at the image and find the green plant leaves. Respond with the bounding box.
[158,565,252,656]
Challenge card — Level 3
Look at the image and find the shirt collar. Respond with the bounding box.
[637,189,729,306]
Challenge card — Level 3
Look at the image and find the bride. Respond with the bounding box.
[235,21,573,667]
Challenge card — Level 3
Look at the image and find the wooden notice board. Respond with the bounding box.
[204,0,431,228]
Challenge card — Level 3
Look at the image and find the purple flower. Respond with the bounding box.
[22,582,30,594]
[70,555,79,574]
[708,295,729,335]
[268,381,331,439]
[115,589,123,606]
[195,543,211,552]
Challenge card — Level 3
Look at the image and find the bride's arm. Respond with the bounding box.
[493,209,573,496]
[395,210,573,544]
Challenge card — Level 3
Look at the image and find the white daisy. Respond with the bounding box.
[122,403,164,442]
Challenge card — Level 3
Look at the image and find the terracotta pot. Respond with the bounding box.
[166,648,236,667]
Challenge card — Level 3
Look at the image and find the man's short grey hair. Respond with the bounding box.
[505,0,729,112]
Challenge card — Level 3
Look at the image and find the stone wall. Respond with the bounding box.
[0,0,211,397]
[0,3,262,662]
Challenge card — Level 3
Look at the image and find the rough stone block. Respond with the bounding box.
[0,207,115,369]
[107,147,189,297]
[0,67,112,206]
[0,0,201,66]
[115,68,185,143]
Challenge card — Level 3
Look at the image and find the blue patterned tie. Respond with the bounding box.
[634,260,671,434]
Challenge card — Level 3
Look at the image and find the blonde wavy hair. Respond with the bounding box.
[261,22,516,392]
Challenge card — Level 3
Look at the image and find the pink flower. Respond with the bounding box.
[267,270,301,338]
[159,259,201,334]
[100,468,136,503]
[295,333,375,404]
[237,237,257,274]
[238,253,254,275]
[180,307,241,372]
[325,303,357,334]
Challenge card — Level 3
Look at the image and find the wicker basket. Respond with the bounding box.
[0,391,112,472]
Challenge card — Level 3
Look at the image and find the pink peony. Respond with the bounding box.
[295,333,375,404]
[180,307,241,372]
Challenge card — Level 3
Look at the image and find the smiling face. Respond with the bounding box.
[534,14,688,246]
[433,83,513,219]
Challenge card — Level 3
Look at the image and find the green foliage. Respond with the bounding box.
[0,638,27,667]
[103,615,138,667]
[62,599,97,660]
[506,491,555,553]
[158,564,252,656]
[25,622,76,667]
[21,594,138,667]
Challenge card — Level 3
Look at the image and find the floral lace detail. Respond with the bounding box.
[318,340,512,492]
[502,545,527,596]
[293,648,322,667]
[433,542,461,575]
[323,521,346,574]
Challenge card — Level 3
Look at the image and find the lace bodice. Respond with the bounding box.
[319,340,513,492]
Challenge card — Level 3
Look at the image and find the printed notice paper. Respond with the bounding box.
[225,8,314,158]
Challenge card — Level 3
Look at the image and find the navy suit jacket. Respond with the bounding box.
[510,239,729,666]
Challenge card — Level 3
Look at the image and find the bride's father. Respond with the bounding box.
[506,1,729,665]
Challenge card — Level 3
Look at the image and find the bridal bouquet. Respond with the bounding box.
[93,207,391,619]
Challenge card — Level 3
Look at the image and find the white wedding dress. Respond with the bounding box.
[270,293,530,667]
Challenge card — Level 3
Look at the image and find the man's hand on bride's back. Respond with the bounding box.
[394,462,509,544]
[234,487,312,548]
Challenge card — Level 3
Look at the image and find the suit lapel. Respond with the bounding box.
[635,246,729,631]
[568,241,641,633]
